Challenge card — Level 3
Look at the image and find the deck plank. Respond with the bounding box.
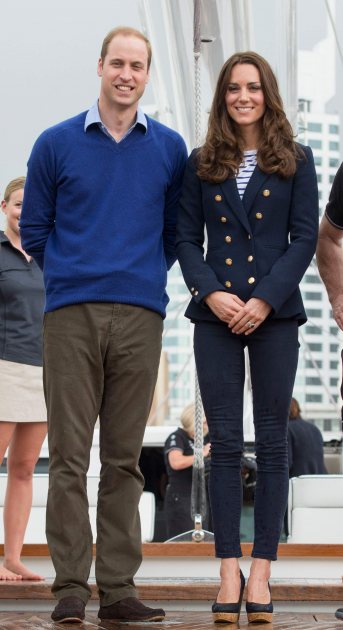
[1,578,343,602]
[1,611,343,629]
[2,542,343,557]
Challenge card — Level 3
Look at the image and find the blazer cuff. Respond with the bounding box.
[189,281,227,304]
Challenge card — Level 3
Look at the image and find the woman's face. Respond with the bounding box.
[1,188,23,237]
[225,63,265,131]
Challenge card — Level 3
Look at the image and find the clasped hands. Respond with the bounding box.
[205,291,272,335]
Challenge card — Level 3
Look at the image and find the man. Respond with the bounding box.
[316,162,343,622]
[317,163,343,329]
[20,26,187,624]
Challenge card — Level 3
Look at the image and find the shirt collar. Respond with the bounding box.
[0,231,10,244]
[84,100,147,134]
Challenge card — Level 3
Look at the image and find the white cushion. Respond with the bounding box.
[287,475,343,543]
[290,475,343,508]
[288,507,343,543]
[0,475,155,544]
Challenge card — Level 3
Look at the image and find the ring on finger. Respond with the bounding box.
[247,321,255,328]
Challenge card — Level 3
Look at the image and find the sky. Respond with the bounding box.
[0,0,342,225]
[0,0,144,202]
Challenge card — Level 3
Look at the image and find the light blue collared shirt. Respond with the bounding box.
[84,100,147,143]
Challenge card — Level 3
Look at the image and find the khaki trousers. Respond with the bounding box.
[43,303,162,605]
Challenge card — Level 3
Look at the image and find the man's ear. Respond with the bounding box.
[97,58,103,77]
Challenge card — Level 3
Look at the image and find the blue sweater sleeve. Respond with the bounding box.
[20,131,57,270]
[163,137,188,270]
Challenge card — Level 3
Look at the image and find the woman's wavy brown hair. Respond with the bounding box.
[197,51,302,182]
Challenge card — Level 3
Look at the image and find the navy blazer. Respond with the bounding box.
[176,144,319,324]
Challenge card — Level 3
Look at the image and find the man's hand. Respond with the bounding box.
[205,291,245,323]
[229,297,272,335]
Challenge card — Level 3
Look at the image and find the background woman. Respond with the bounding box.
[0,177,46,580]
[176,52,318,623]
[164,402,211,539]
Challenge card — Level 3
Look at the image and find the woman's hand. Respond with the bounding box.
[205,291,245,323]
[228,298,272,335]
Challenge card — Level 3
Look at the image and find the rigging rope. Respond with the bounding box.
[325,0,343,67]
[193,0,201,148]
[191,372,207,522]
[190,0,211,541]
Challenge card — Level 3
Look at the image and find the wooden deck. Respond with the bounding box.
[1,611,343,629]
[2,542,343,557]
[1,578,343,602]
[1,544,343,627]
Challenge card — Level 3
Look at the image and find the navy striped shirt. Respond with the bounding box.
[236,150,257,198]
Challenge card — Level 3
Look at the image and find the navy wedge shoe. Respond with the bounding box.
[246,582,273,624]
[212,569,245,624]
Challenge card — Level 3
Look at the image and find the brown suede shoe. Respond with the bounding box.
[98,597,165,622]
[51,596,86,623]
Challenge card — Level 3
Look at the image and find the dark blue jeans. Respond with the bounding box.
[194,318,299,560]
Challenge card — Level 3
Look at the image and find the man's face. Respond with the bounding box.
[97,34,149,111]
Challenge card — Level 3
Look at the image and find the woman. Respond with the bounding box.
[0,177,47,580]
[164,402,211,539]
[176,52,318,623]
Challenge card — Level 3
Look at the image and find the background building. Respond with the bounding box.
[1,0,342,433]
[291,14,341,434]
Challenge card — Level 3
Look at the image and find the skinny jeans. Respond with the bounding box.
[194,318,299,561]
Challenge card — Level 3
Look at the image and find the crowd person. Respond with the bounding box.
[0,177,46,581]
[176,51,318,624]
[164,403,211,539]
[316,162,343,622]
[288,397,327,478]
[20,27,187,624]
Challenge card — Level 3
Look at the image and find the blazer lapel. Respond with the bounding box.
[242,166,270,215]
[220,178,251,233]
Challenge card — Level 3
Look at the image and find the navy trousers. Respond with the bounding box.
[194,318,299,561]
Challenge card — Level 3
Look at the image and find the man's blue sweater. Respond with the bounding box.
[20,112,187,317]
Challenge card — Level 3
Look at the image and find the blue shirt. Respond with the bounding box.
[84,101,147,142]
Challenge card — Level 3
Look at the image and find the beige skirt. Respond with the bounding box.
[0,359,47,422]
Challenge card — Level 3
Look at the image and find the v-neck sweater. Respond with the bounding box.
[20,111,187,317]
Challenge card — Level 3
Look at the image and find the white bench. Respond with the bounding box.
[0,474,155,544]
[287,475,343,543]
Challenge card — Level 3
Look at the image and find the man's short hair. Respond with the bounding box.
[100,26,152,70]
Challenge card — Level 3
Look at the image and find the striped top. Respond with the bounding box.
[236,150,257,199]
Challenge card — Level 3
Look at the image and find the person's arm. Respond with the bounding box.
[229,147,319,334]
[168,443,211,471]
[248,146,319,312]
[316,163,343,330]
[20,131,57,270]
[176,151,246,323]
[162,137,188,270]
[317,216,343,330]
